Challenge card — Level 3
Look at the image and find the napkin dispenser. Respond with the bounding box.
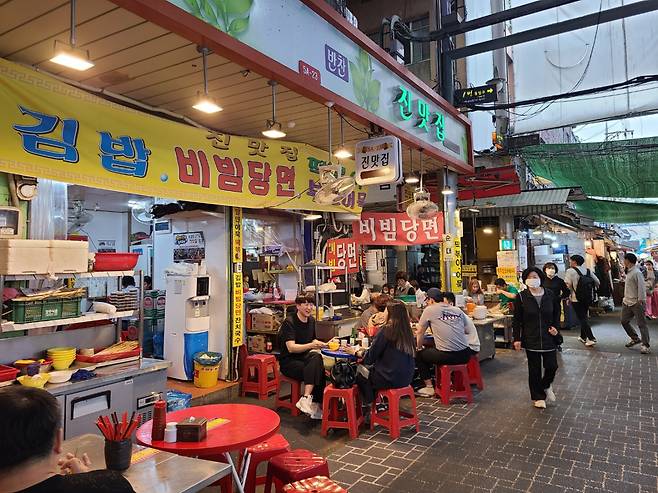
[176,417,207,442]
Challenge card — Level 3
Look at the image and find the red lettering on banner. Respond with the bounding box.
[327,238,361,275]
[353,212,445,245]
[175,147,210,188]
[247,161,272,195]
[214,156,244,193]
[276,165,295,197]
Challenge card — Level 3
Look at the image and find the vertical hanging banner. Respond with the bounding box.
[231,272,244,348]
[232,207,243,263]
[450,236,463,293]
[326,238,360,276]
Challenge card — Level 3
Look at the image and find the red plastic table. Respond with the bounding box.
[137,404,280,493]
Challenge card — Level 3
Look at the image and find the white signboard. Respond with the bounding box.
[355,135,402,186]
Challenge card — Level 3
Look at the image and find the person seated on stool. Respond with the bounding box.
[443,292,480,356]
[357,294,391,337]
[278,294,327,420]
[414,288,473,397]
[0,386,136,493]
[345,300,416,417]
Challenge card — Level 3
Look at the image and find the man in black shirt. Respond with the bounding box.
[0,386,135,493]
[278,294,327,419]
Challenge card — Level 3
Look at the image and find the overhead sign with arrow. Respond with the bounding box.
[454,84,498,105]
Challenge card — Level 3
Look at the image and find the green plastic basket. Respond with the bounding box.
[8,300,44,323]
[61,297,82,319]
[41,299,63,321]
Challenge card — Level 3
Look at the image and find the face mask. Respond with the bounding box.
[526,278,541,289]
[545,268,556,278]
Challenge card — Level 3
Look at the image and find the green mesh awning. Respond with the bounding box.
[522,138,658,198]
[574,199,658,223]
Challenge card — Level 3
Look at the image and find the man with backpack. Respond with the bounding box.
[565,255,600,347]
[621,253,650,354]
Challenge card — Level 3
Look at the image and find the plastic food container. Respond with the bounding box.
[93,253,140,271]
[0,364,19,383]
[17,373,50,388]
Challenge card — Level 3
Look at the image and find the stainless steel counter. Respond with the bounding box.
[316,313,361,341]
[46,358,171,397]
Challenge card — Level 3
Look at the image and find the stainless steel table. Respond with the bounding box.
[62,434,231,493]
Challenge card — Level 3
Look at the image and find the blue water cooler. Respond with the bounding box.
[163,274,210,380]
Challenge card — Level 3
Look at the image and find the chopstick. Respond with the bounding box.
[97,412,142,441]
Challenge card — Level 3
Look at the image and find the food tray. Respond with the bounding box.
[0,364,19,382]
[76,347,141,363]
[93,252,140,271]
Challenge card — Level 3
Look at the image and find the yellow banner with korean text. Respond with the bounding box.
[0,58,365,212]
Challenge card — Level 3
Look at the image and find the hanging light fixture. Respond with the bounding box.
[333,116,352,159]
[50,0,94,71]
[192,47,222,114]
[262,80,286,139]
[404,148,420,184]
[483,227,494,235]
[303,213,323,221]
[441,167,454,195]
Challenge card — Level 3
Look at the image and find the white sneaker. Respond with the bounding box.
[533,400,547,409]
[577,337,587,344]
[585,339,596,347]
[545,386,556,404]
[295,395,315,416]
[417,386,435,398]
[641,345,651,354]
[310,404,323,420]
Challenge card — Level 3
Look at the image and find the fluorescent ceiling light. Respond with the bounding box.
[50,40,94,71]
[303,213,323,221]
[404,174,420,184]
[483,227,494,234]
[193,96,222,113]
[333,146,352,159]
[441,186,454,195]
[262,120,286,139]
[468,207,480,213]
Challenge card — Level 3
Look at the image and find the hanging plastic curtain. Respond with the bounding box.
[29,179,68,239]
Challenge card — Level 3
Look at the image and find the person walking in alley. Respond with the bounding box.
[513,267,562,409]
[565,255,600,347]
[622,253,651,354]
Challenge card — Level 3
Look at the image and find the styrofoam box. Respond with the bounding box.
[0,239,51,275]
[50,240,89,273]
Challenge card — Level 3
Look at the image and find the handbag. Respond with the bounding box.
[329,360,357,389]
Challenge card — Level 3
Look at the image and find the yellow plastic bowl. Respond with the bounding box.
[51,359,75,370]
[17,373,51,388]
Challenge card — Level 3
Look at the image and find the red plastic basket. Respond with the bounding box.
[93,253,140,271]
[0,364,19,382]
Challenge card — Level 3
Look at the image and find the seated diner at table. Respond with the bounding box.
[278,294,327,419]
[345,300,416,410]
[358,294,391,337]
[464,278,486,306]
[494,278,518,310]
[395,271,416,297]
[0,386,136,493]
[443,292,480,355]
[415,288,473,397]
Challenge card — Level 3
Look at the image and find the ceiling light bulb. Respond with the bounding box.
[468,207,480,213]
[193,95,222,113]
[333,147,352,159]
[262,120,286,139]
[303,213,323,221]
[50,40,94,71]
[441,186,454,196]
[404,174,420,185]
[483,227,494,234]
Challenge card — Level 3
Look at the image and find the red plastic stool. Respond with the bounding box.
[238,434,291,493]
[265,449,330,493]
[276,374,302,416]
[283,476,347,492]
[241,354,279,400]
[467,355,484,390]
[321,384,364,440]
[434,364,473,405]
[370,386,420,439]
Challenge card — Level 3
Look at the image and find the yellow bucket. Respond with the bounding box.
[194,361,220,388]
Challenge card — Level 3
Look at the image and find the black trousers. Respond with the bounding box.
[355,370,390,405]
[526,350,558,401]
[572,301,595,340]
[415,348,471,381]
[279,352,325,403]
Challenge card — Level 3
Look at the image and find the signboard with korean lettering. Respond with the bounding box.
[173,232,205,263]
[450,236,463,293]
[231,272,244,347]
[327,238,360,276]
[165,0,472,170]
[355,135,402,186]
[454,84,497,106]
[0,58,365,213]
[442,234,455,261]
[232,207,243,263]
[353,212,444,246]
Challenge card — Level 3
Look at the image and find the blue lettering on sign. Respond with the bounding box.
[98,132,151,178]
[13,106,79,163]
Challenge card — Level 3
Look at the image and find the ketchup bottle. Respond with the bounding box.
[152,399,166,441]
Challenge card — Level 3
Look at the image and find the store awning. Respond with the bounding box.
[574,199,658,224]
[459,188,574,218]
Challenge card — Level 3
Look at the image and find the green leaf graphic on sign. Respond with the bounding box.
[184,0,202,16]
[367,80,381,112]
[228,16,249,36]
[182,0,253,38]
[350,49,380,113]
[225,0,252,15]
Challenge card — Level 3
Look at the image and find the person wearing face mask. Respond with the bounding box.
[513,267,562,409]
[542,263,569,351]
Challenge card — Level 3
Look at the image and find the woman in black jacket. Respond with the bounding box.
[513,267,562,409]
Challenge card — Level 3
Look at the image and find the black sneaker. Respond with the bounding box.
[625,339,642,348]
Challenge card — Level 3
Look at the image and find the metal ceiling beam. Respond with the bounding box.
[433,0,580,40]
[448,0,658,59]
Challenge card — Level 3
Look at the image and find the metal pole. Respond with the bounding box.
[70,0,77,46]
[491,0,509,137]
[437,0,454,104]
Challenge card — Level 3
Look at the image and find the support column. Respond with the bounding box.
[491,0,509,136]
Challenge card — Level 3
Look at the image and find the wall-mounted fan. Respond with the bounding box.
[67,200,92,233]
[313,162,355,206]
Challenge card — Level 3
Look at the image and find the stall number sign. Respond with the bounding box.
[393,85,446,142]
[231,272,244,347]
[355,135,402,186]
[353,212,444,246]
[327,238,360,276]
[499,239,515,251]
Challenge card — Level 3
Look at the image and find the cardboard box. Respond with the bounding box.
[251,313,279,333]
[248,335,266,353]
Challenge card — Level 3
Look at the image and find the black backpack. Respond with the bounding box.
[329,360,357,389]
[575,268,596,306]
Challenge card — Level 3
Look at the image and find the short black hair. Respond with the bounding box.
[494,278,507,287]
[543,262,558,272]
[395,271,408,281]
[121,275,136,288]
[144,275,152,284]
[443,292,456,305]
[295,294,315,305]
[0,386,60,471]
[522,266,546,282]
[625,253,638,264]
[570,255,585,266]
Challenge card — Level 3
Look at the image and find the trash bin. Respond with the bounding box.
[193,351,222,388]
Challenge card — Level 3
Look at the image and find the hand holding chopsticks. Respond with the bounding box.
[96,412,141,441]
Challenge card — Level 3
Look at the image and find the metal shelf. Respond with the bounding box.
[3,271,135,281]
[1,310,138,333]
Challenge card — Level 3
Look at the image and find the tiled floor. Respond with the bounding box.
[199,311,658,492]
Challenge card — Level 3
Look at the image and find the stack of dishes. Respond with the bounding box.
[47,347,77,370]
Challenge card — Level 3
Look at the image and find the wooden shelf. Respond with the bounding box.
[3,271,135,281]
[1,310,137,332]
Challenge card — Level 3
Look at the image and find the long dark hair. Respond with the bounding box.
[382,301,415,356]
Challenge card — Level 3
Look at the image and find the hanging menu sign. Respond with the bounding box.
[353,212,444,246]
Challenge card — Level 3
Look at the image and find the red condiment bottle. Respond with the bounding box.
[152,399,166,441]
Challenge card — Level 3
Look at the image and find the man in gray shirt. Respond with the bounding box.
[621,253,650,354]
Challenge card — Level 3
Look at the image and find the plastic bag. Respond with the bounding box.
[166,390,192,412]
[193,351,222,366]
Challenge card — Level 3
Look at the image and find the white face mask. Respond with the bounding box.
[526,278,541,289]
[545,268,556,278]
